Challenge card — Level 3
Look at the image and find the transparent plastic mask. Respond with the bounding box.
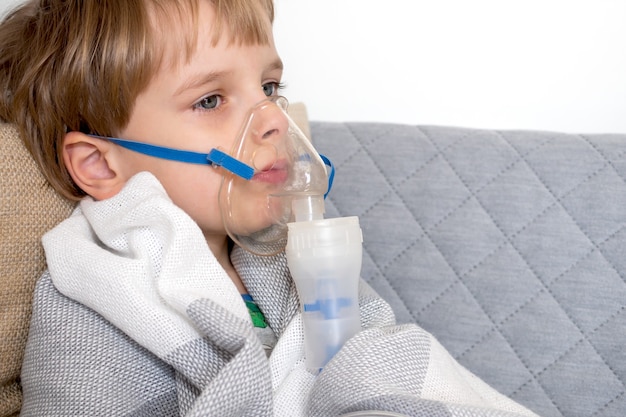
[219,96,330,256]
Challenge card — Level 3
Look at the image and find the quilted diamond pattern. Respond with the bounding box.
[312,122,626,417]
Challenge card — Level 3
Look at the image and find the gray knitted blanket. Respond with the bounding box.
[20,172,536,417]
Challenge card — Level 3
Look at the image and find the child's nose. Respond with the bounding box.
[249,99,289,144]
[262,127,279,140]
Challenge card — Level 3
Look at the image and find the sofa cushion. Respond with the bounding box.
[313,122,626,417]
[0,123,75,417]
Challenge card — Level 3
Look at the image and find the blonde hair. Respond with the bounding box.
[0,0,274,200]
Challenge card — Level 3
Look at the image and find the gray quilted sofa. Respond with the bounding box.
[312,122,626,417]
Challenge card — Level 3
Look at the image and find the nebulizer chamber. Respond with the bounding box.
[286,216,362,373]
[219,97,362,373]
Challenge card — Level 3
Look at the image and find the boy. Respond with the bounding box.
[1,1,537,416]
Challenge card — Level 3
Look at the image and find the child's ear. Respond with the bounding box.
[62,132,128,200]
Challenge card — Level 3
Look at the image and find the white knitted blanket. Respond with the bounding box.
[21,172,537,417]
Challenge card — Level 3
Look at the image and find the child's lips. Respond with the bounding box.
[252,159,289,184]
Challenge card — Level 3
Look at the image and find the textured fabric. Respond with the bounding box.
[0,123,74,417]
[21,172,536,416]
[312,122,626,417]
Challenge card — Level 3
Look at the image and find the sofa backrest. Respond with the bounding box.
[313,122,626,417]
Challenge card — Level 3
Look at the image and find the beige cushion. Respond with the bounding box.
[0,123,75,416]
[0,103,309,416]
[288,101,311,139]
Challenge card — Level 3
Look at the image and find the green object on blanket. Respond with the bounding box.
[242,294,268,328]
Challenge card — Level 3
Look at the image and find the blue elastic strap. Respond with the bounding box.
[89,134,335,196]
[320,154,334,199]
[89,135,254,180]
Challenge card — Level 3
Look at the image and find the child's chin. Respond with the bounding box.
[230,216,276,237]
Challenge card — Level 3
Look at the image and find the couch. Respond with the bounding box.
[1,106,625,416]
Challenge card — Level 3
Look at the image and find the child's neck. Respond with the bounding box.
[224,262,247,294]
[210,237,248,295]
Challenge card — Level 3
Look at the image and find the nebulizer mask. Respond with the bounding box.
[217,96,330,256]
[93,96,362,373]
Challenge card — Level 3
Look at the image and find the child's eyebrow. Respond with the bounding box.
[173,59,282,98]
[174,70,229,97]
[267,58,284,73]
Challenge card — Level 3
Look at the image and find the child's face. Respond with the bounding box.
[115,1,283,246]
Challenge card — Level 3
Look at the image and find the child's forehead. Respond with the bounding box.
[148,0,274,69]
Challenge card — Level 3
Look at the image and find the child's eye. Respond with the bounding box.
[262,82,284,97]
[194,94,222,111]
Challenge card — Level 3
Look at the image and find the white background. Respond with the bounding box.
[2,0,625,133]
